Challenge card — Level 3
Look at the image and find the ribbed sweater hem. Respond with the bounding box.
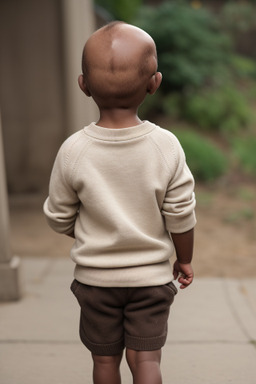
[74,261,174,288]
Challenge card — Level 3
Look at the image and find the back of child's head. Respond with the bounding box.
[79,22,160,110]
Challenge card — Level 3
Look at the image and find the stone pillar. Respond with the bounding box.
[62,0,98,134]
[0,112,23,301]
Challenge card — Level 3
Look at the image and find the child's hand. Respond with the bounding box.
[173,261,194,289]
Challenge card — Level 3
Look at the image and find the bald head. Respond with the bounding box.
[79,22,161,109]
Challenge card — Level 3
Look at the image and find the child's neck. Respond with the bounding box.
[96,108,143,129]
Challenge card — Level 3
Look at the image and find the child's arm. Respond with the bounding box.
[171,228,194,289]
[43,142,80,237]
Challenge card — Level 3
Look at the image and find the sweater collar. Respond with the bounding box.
[83,121,155,141]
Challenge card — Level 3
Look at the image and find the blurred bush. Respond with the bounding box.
[135,1,231,92]
[95,0,256,183]
[171,130,228,182]
[95,0,142,22]
[142,84,252,136]
[219,1,256,60]
[231,55,256,79]
[181,86,251,133]
[135,1,252,133]
[232,136,256,178]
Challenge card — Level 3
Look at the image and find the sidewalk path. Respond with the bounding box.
[1,257,256,384]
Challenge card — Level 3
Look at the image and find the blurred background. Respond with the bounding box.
[0,0,255,280]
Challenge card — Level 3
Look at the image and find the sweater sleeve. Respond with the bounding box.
[161,137,196,234]
[43,143,80,235]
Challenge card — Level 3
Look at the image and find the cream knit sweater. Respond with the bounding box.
[44,121,196,287]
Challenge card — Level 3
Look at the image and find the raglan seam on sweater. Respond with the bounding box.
[61,132,92,186]
[62,133,82,186]
[147,134,178,176]
[70,139,94,186]
[63,133,82,167]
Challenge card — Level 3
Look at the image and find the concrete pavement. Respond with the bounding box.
[1,257,256,384]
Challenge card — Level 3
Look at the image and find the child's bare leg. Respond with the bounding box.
[92,352,123,384]
[126,348,162,384]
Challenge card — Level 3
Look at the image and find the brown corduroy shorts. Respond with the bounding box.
[71,279,178,356]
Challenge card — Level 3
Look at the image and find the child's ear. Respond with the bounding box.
[147,72,162,95]
[78,74,91,97]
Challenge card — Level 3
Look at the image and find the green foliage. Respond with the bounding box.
[232,136,256,177]
[170,130,228,182]
[164,86,251,133]
[162,85,251,133]
[135,1,231,92]
[162,93,182,120]
[138,93,163,120]
[231,55,256,79]
[95,0,142,22]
